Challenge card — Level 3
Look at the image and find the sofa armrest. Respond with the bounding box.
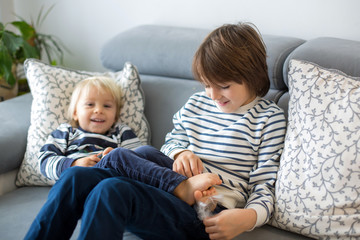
[0,93,32,174]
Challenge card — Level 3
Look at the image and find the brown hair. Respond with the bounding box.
[192,22,270,97]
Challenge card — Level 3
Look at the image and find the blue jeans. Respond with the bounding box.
[80,177,209,240]
[25,146,208,239]
[95,145,187,193]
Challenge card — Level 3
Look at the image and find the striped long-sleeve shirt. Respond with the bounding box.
[160,92,286,227]
[39,122,142,180]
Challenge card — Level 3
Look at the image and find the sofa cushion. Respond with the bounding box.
[271,59,360,239]
[16,59,150,186]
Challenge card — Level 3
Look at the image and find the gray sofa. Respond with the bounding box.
[1,24,359,239]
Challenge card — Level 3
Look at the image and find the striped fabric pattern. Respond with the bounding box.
[161,92,286,227]
[39,123,142,180]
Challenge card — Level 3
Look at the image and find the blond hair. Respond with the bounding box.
[67,76,123,127]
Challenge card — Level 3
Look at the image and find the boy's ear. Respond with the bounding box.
[73,110,78,121]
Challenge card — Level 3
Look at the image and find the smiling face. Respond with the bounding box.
[73,85,117,134]
[204,81,256,113]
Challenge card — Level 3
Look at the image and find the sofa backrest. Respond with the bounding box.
[283,37,360,84]
[101,25,305,99]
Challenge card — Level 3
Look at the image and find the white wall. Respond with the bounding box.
[0,0,16,28]
[3,0,360,71]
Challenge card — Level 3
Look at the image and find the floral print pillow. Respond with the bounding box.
[271,59,360,239]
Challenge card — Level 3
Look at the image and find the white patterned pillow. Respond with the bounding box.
[16,59,150,186]
[271,59,360,239]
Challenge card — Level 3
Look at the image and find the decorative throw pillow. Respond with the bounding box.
[16,59,150,186]
[271,59,360,239]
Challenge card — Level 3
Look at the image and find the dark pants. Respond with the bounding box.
[25,145,209,240]
[94,145,187,193]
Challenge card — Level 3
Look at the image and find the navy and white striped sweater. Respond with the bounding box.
[161,92,286,227]
[39,122,142,180]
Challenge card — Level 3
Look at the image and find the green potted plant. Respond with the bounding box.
[0,5,66,100]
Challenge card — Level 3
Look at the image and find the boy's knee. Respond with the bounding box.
[135,145,153,152]
[61,166,92,180]
[134,145,158,157]
[107,147,132,157]
[99,148,129,164]
[92,177,135,199]
[99,176,121,185]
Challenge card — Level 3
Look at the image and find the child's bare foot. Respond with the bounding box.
[173,173,221,205]
[194,188,220,213]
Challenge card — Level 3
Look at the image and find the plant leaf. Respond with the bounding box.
[0,42,16,85]
[11,21,36,41]
[22,40,40,59]
[1,31,23,56]
[37,4,56,27]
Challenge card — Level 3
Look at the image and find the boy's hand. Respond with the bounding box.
[102,147,114,158]
[71,147,114,167]
[173,150,204,177]
[71,154,101,167]
[203,208,257,240]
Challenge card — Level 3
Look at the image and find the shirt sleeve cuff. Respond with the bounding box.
[168,148,188,160]
[61,158,76,171]
[246,204,268,230]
